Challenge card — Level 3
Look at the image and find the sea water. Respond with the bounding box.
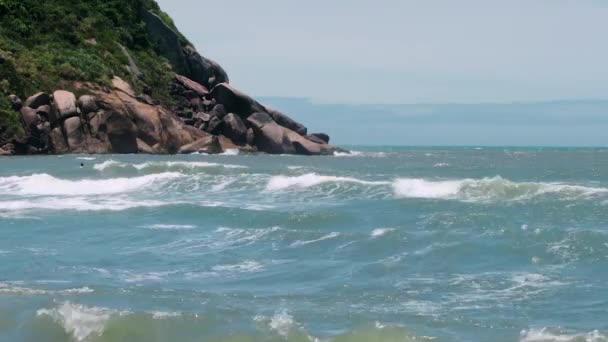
[0,147,607,342]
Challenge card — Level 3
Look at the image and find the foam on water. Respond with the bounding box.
[520,328,608,342]
[94,160,247,172]
[0,282,93,295]
[37,302,120,342]
[266,173,390,191]
[291,232,340,247]
[0,198,178,213]
[0,172,181,196]
[371,228,396,238]
[142,224,196,230]
[392,176,608,202]
[220,148,240,155]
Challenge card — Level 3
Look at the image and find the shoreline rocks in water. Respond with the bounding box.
[1,75,345,156]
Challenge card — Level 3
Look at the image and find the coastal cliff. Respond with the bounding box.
[0,0,341,155]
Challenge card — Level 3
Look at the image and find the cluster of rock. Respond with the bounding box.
[1,75,343,156]
[0,8,345,156]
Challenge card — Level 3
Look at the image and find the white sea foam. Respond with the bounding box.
[392,176,608,202]
[92,160,120,171]
[371,228,396,238]
[266,173,389,191]
[212,260,264,273]
[520,328,607,342]
[142,224,196,230]
[0,172,181,196]
[433,162,450,168]
[211,180,236,192]
[334,150,386,158]
[37,302,123,342]
[291,232,340,247]
[220,148,240,155]
[76,157,96,161]
[151,311,182,319]
[255,309,299,338]
[0,198,177,213]
[93,160,247,171]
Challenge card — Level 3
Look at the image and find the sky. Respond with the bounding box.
[156,0,608,146]
[157,0,607,104]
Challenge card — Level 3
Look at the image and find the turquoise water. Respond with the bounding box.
[1,147,607,342]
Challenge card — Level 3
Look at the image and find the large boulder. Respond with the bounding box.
[178,134,222,154]
[63,116,85,151]
[112,76,135,97]
[105,111,138,154]
[49,127,69,154]
[24,92,50,109]
[210,104,227,119]
[137,138,155,154]
[142,10,228,89]
[206,115,223,135]
[246,112,294,154]
[208,83,266,119]
[183,45,229,88]
[20,107,38,128]
[247,112,335,155]
[174,74,208,97]
[78,95,98,115]
[51,90,78,123]
[305,133,330,144]
[222,113,247,145]
[265,106,307,136]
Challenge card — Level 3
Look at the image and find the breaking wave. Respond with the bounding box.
[392,176,608,202]
[0,173,181,196]
[520,328,608,342]
[266,173,390,191]
[93,160,247,172]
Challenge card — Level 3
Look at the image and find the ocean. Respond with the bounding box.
[0,147,607,342]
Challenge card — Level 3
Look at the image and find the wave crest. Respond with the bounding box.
[0,173,181,196]
[393,176,608,202]
[266,173,389,191]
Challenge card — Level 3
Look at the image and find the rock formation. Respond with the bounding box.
[0,1,344,156]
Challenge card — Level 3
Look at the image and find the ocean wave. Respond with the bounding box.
[34,302,432,342]
[266,173,390,191]
[392,176,608,202]
[220,148,240,155]
[334,150,387,158]
[0,282,93,296]
[141,224,196,230]
[0,198,178,214]
[93,160,247,172]
[37,302,120,342]
[371,228,396,238]
[0,172,181,196]
[520,328,607,342]
[290,232,340,247]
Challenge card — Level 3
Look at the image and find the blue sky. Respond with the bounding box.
[156,1,608,146]
[157,0,607,104]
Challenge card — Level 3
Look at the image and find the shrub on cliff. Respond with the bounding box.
[0,0,184,132]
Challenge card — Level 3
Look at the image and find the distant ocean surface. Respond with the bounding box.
[1,147,607,342]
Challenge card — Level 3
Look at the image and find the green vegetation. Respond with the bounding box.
[0,0,186,136]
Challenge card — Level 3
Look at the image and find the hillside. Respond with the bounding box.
[0,0,339,155]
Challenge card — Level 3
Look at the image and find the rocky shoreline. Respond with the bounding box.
[0,9,345,157]
[0,75,344,156]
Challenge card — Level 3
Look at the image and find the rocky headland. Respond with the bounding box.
[0,1,344,156]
